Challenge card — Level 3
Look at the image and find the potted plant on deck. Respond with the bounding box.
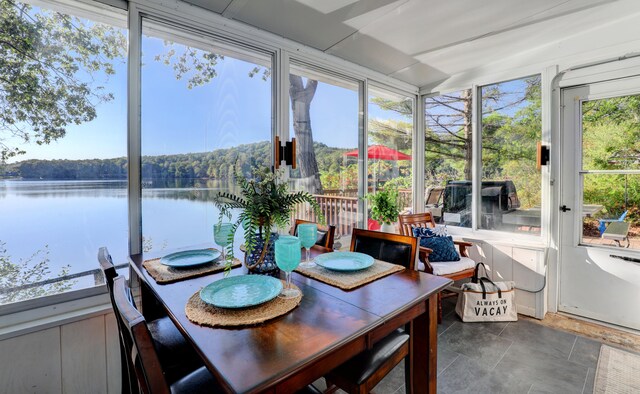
[367,187,400,233]
[213,166,323,275]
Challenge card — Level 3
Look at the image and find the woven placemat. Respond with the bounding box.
[185,281,302,327]
[295,259,404,290]
[142,251,241,284]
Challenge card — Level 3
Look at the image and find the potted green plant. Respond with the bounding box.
[366,187,400,233]
[213,165,323,275]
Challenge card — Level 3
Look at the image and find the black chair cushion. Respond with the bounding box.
[148,316,204,384]
[331,329,409,385]
[353,239,414,268]
[170,366,222,394]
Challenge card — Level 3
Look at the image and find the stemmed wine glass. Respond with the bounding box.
[297,223,317,268]
[274,237,302,299]
[213,223,234,263]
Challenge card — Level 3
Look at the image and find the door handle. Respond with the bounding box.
[560,205,571,212]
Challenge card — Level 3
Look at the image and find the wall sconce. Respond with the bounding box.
[274,136,296,169]
[537,142,550,170]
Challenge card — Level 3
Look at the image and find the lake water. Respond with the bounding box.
[0,179,243,298]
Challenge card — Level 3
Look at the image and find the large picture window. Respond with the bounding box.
[424,89,473,228]
[367,87,414,224]
[288,64,361,240]
[480,75,542,233]
[140,21,273,254]
[0,0,128,304]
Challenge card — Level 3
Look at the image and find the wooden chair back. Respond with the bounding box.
[398,212,436,237]
[98,247,137,394]
[112,275,170,394]
[291,219,336,249]
[350,229,417,269]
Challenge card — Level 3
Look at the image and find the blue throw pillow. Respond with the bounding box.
[418,236,460,262]
[413,226,436,238]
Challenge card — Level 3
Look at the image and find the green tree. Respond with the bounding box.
[0,0,127,160]
[0,243,75,303]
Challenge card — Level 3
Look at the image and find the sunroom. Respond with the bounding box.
[1,0,640,393]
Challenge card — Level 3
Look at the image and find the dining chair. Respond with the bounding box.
[291,219,337,249]
[111,275,223,394]
[98,247,203,390]
[398,212,477,323]
[325,229,415,394]
[349,228,417,269]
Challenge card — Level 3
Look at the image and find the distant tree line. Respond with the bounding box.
[1,141,350,181]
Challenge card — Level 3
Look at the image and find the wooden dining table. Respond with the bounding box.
[129,245,452,394]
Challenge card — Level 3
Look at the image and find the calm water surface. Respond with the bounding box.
[0,179,242,293]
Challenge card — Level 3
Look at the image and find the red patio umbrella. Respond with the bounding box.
[344,145,411,160]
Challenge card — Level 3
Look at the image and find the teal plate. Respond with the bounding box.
[314,251,374,272]
[200,275,283,309]
[160,249,221,268]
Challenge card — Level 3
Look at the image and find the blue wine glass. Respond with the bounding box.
[297,223,317,268]
[274,237,302,299]
[213,223,234,263]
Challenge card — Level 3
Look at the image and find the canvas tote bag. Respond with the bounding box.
[455,269,517,322]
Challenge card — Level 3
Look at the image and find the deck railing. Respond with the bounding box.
[292,189,412,237]
[292,194,359,237]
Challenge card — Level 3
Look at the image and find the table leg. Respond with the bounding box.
[411,294,438,394]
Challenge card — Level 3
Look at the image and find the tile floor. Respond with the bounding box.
[317,298,604,394]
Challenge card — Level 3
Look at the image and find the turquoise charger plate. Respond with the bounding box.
[314,251,374,272]
[200,275,283,309]
[160,249,221,268]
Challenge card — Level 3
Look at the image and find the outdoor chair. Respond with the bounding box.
[325,229,415,394]
[398,212,477,323]
[290,219,336,249]
[598,210,629,235]
[98,247,204,391]
[599,210,631,247]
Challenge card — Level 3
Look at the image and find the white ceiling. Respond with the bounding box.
[181,0,640,88]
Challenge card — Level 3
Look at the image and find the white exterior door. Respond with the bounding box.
[559,77,640,330]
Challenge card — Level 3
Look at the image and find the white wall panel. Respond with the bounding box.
[61,316,108,394]
[105,313,122,394]
[0,327,62,393]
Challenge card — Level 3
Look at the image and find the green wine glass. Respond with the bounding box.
[213,223,234,263]
[297,223,317,268]
[274,237,302,299]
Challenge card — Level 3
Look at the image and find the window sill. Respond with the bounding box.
[447,227,547,249]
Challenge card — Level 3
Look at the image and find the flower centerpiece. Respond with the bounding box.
[366,187,400,233]
[213,165,323,275]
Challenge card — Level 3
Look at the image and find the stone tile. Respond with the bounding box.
[583,368,595,394]
[439,308,459,336]
[372,363,405,393]
[499,319,577,359]
[438,354,533,394]
[438,341,460,376]
[569,336,602,369]
[439,322,513,367]
[496,342,590,394]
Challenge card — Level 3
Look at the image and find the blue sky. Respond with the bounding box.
[7,32,410,163]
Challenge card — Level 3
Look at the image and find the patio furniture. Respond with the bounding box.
[324,229,417,394]
[599,210,629,236]
[425,186,444,221]
[602,221,631,247]
[291,219,336,249]
[398,212,477,323]
[98,247,204,391]
[129,244,451,393]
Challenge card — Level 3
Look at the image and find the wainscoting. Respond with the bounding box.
[0,308,120,394]
[463,240,547,319]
